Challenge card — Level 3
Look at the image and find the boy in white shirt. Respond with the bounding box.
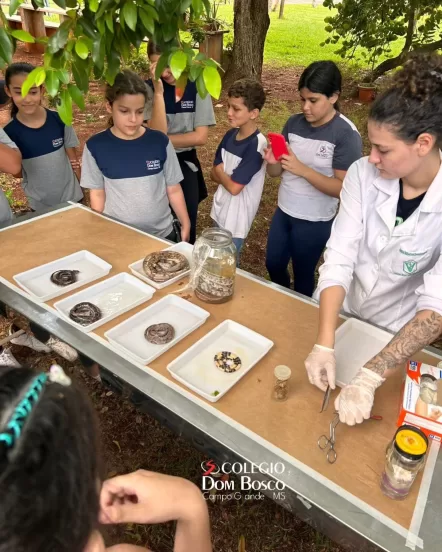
[210,79,267,265]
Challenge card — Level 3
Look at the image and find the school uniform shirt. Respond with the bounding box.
[279,112,362,222]
[210,128,267,239]
[81,128,183,238]
[3,109,82,211]
[0,128,16,224]
[144,79,216,153]
[315,153,442,333]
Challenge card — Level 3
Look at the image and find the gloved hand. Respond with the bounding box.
[335,367,385,425]
[304,344,336,392]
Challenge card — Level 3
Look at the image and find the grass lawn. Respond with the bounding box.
[217,4,405,70]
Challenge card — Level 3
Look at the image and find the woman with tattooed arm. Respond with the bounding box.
[304,54,442,425]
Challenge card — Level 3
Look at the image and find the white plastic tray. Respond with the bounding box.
[335,318,393,387]
[167,320,274,403]
[12,250,112,302]
[105,295,210,364]
[53,273,155,332]
[128,242,193,289]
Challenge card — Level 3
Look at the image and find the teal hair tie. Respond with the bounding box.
[0,373,48,451]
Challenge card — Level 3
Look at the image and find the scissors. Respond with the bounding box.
[318,411,340,464]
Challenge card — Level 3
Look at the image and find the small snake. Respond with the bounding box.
[214,351,242,373]
[69,302,102,326]
[51,269,80,287]
[144,323,175,345]
[143,251,189,283]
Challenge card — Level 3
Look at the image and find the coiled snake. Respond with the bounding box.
[69,302,102,326]
[143,251,189,283]
[51,270,80,287]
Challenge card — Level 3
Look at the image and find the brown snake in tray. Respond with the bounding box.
[142,251,189,283]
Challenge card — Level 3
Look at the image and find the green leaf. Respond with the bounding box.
[0,28,13,64]
[79,16,98,40]
[89,0,99,12]
[169,50,187,80]
[47,19,72,54]
[35,68,46,87]
[45,71,60,96]
[21,67,43,97]
[91,37,105,72]
[196,72,207,99]
[56,69,70,84]
[105,12,114,33]
[105,48,120,85]
[179,0,193,13]
[162,20,177,42]
[189,63,202,82]
[155,52,169,80]
[202,65,220,99]
[9,0,23,17]
[139,9,154,35]
[75,37,90,60]
[72,56,90,93]
[57,88,73,126]
[53,0,66,8]
[10,30,35,43]
[122,0,138,32]
[68,83,85,110]
[141,5,159,22]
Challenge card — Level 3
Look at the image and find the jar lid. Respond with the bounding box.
[274,365,291,380]
[395,426,428,459]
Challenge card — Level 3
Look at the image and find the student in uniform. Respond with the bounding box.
[81,70,190,242]
[210,78,267,265]
[146,42,216,244]
[0,128,21,227]
[0,365,213,552]
[3,63,83,211]
[304,54,442,426]
[265,61,362,297]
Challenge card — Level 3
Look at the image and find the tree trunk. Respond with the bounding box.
[271,0,280,12]
[279,0,286,18]
[228,0,270,81]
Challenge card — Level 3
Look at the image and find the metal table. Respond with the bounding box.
[1,205,441,552]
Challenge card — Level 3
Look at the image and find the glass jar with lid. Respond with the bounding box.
[380,425,428,500]
[192,228,237,304]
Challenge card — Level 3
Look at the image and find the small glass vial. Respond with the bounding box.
[380,425,428,500]
[273,365,291,402]
[419,374,437,405]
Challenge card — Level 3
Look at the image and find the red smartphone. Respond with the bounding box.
[268,132,289,160]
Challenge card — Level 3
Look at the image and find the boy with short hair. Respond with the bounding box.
[210,78,267,264]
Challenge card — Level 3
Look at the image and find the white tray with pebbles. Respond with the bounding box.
[167,320,274,403]
[104,295,210,364]
[13,250,112,302]
[128,242,193,290]
[53,273,155,333]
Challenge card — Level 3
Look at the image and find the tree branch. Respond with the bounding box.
[373,38,442,79]
[404,3,416,52]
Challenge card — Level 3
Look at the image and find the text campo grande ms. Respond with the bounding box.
[201,460,286,502]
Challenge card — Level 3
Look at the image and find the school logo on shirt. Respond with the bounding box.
[180,100,195,110]
[52,137,64,148]
[316,144,333,159]
[403,260,418,274]
[146,159,161,171]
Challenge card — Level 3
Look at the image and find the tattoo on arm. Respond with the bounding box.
[365,310,442,376]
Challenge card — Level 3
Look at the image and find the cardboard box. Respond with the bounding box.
[398,360,442,441]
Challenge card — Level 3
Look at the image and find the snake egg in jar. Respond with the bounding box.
[192,228,236,304]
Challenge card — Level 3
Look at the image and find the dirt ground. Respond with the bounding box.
[0,45,376,552]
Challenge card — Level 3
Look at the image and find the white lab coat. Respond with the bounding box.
[315,153,442,333]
